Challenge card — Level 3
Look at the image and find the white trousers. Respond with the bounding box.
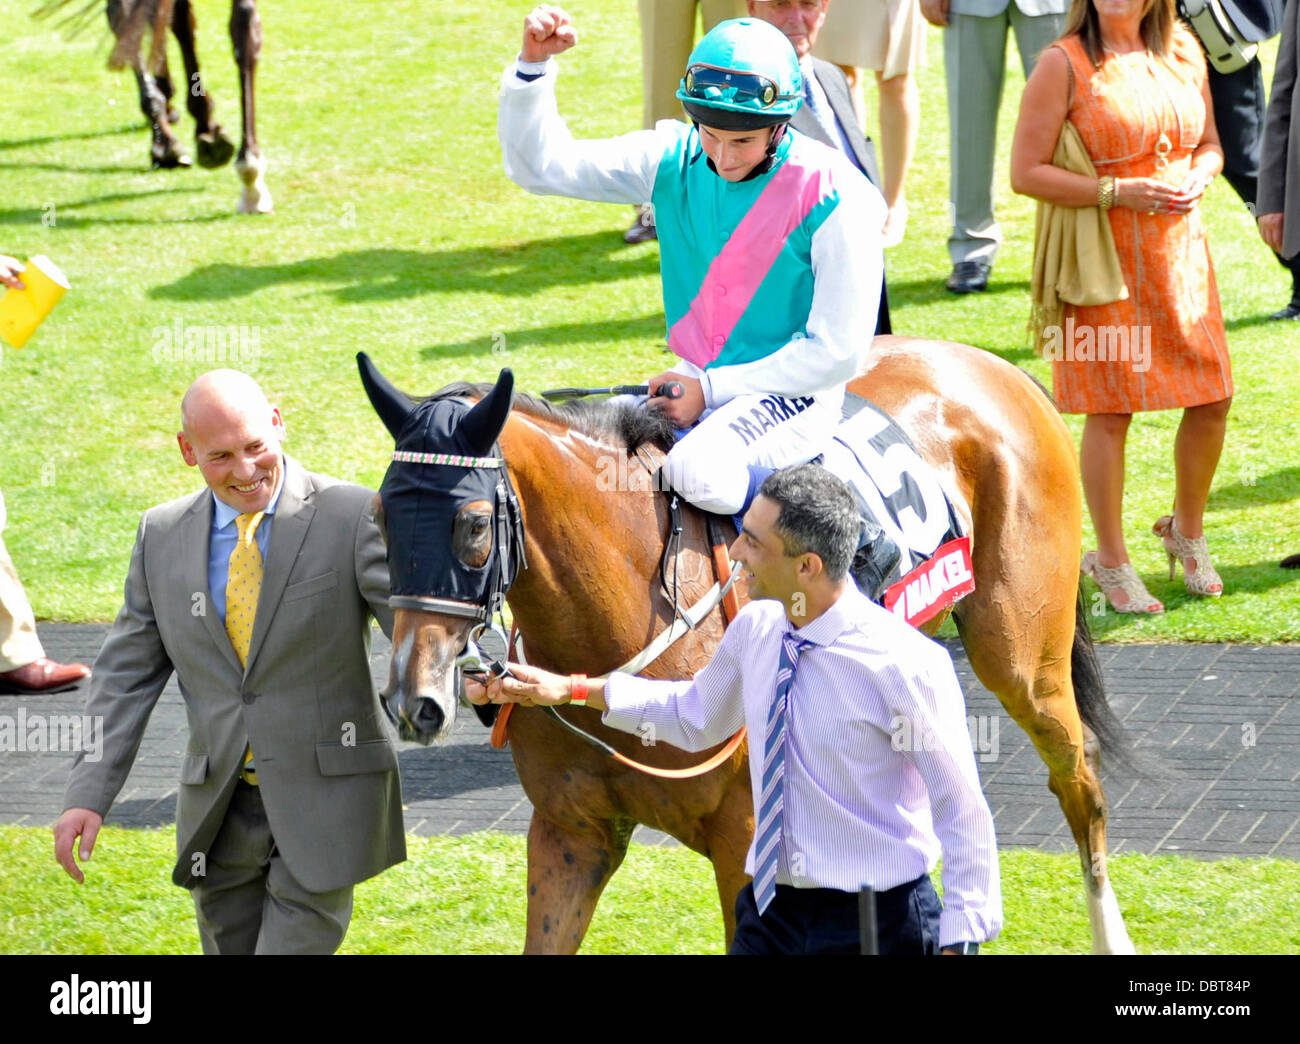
[664,391,843,515]
[0,491,44,672]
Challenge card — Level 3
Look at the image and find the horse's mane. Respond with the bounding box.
[425,383,677,454]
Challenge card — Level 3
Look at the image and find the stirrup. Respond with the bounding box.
[1152,516,1223,597]
[1080,551,1164,614]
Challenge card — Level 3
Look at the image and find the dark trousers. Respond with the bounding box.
[1209,57,1300,302]
[729,875,941,955]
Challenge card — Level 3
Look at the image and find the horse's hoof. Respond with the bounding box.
[196,128,235,169]
[237,186,274,215]
[151,146,192,170]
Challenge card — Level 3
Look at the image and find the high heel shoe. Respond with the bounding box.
[1080,551,1164,614]
[1152,516,1223,597]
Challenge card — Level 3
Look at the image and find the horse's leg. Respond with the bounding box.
[523,813,632,954]
[153,48,180,125]
[954,582,1135,954]
[108,0,188,168]
[230,0,273,213]
[171,0,235,168]
[701,780,753,949]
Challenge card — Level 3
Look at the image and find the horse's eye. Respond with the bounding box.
[452,502,495,569]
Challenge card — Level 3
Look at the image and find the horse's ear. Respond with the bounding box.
[357,352,415,440]
[461,369,514,454]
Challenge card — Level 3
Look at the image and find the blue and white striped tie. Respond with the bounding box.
[754,632,812,915]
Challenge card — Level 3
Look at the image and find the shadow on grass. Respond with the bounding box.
[886,274,1032,307]
[149,235,662,303]
[419,313,667,361]
[1223,311,1298,332]
[0,160,153,175]
[0,185,220,227]
[0,122,142,151]
[1209,465,1300,510]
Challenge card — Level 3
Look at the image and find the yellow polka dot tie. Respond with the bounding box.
[226,511,265,783]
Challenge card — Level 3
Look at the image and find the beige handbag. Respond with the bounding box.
[1029,121,1129,354]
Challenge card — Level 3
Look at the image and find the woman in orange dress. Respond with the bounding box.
[1011,0,1232,614]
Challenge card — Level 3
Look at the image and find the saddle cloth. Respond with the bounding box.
[820,395,974,628]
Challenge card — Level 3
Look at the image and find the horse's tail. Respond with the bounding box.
[1071,584,1146,779]
[33,0,172,72]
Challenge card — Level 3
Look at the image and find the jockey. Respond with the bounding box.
[500,7,885,515]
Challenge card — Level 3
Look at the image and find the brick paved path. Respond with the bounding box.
[3,625,1297,859]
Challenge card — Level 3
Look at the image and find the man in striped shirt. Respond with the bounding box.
[470,464,1002,955]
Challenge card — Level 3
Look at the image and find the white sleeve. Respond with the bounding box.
[601,611,752,752]
[701,178,886,407]
[498,58,665,205]
[892,648,1003,946]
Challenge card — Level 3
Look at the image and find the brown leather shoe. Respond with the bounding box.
[0,658,91,694]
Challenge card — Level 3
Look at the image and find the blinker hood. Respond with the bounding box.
[357,353,524,616]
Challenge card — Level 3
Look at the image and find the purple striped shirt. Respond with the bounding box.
[604,584,1002,946]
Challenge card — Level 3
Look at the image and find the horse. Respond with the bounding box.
[357,335,1137,955]
[37,0,271,213]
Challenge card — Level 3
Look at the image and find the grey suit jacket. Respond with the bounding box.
[949,0,1069,16]
[791,58,883,189]
[64,458,404,894]
[1259,0,1299,259]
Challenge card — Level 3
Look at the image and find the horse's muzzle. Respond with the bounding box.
[390,693,449,745]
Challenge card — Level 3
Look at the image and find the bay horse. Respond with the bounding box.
[37,0,271,213]
[358,336,1137,955]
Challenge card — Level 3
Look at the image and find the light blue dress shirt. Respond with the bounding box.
[208,459,285,624]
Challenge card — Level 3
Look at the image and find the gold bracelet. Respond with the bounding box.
[1097,175,1116,211]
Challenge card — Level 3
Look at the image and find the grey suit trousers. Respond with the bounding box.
[944,7,1065,265]
[193,780,353,955]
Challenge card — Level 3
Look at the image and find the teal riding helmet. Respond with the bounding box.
[675,18,803,131]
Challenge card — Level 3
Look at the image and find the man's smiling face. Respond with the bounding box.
[177,376,285,513]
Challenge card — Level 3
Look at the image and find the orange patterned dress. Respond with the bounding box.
[1051,30,1233,414]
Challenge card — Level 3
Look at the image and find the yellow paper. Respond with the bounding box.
[0,255,70,349]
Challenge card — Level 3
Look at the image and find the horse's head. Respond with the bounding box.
[357,353,525,744]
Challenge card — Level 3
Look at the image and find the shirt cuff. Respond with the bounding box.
[939,905,1000,949]
[514,55,552,80]
[599,672,646,734]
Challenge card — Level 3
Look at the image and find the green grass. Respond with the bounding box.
[2,825,1296,953]
[0,1,1296,638]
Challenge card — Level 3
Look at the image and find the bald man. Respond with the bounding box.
[54,372,403,954]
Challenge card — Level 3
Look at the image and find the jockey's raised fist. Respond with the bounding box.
[521,5,578,64]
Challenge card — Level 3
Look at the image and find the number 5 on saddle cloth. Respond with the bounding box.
[821,396,975,628]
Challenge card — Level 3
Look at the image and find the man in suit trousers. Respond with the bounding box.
[922,0,1068,293]
[54,370,404,954]
[1219,0,1300,319]
[751,0,893,334]
[1259,0,1300,565]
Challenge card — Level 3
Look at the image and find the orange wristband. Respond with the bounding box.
[569,674,589,706]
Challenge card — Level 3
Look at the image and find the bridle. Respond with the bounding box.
[391,439,746,779]
[384,448,526,627]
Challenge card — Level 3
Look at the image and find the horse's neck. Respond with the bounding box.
[498,415,695,674]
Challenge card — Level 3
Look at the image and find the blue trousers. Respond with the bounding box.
[729,875,941,955]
